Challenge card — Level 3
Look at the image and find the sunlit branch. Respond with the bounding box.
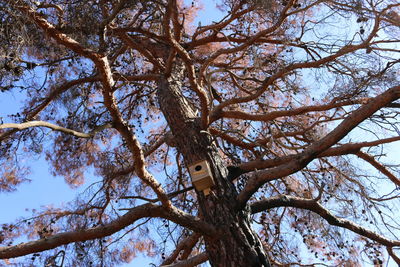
[355,151,400,187]
[164,0,181,74]
[0,121,112,138]
[0,76,97,142]
[0,203,217,259]
[98,56,172,208]
[161,252,208,267]
[237,85,400,207]
[250,195,400,247]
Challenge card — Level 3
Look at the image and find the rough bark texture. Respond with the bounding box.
[157,65,270,267]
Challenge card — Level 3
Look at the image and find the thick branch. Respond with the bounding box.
[251,195,400,247]
[0,204,216,259]
[17,5,97,60]
[98,57,172,208]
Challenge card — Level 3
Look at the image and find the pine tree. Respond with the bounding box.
[0,0,400,266]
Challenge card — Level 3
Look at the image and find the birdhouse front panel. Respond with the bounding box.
[188,160,215,191]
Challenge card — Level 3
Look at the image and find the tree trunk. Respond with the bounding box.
[157,66,270,267]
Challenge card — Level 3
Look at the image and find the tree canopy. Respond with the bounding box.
[1,0,400,266]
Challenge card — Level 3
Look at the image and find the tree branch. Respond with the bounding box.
[234,135,400,178]
[0,121,112,138]
[238,85,400,207]
[213,13,382,112]
[250,195,400,247]
[216,98,370,123]
[0,76,98,141]
[355,151,400,187]
[161,233,201,265]
[387,247,400,264]
[117,32,165,70]
[164,0,210,129]
[160,252,208,267]
[0,203,217,259]
[17,2,172,208]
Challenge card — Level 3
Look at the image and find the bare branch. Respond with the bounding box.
[0,121,112,138]
[117,32,165,70]
[0,76,98,142]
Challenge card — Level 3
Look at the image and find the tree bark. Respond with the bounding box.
[157,65,270,267]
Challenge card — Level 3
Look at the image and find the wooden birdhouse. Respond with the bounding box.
[188,160,215,195]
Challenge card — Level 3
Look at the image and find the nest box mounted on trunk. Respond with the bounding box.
[188,160,215,195]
